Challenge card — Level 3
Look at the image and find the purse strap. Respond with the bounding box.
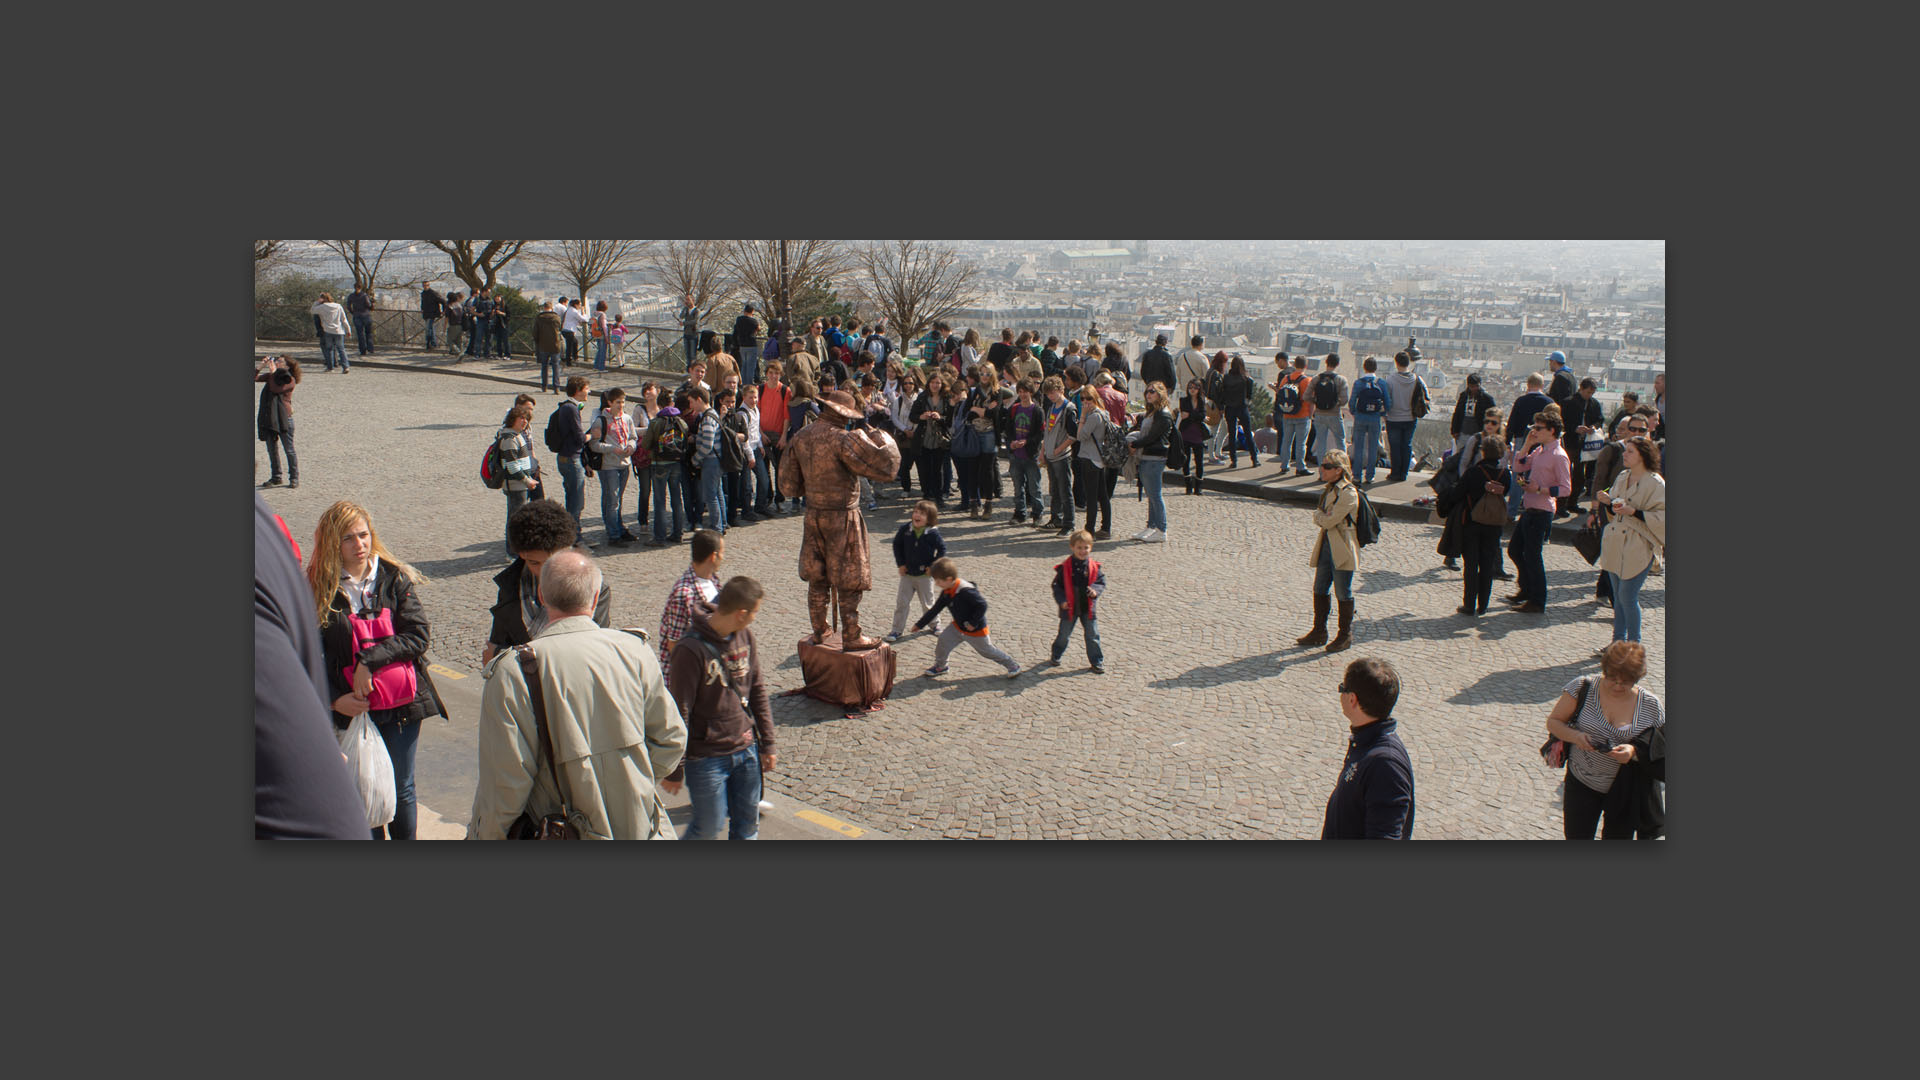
[513,646,575,823]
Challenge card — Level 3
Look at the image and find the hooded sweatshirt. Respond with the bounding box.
[663,605,772,781]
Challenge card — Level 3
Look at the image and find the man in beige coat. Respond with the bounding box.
[469,551,687,839]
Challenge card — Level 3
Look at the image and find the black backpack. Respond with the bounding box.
[582,414,606,471]
[717,412,748,472]
[1410,376,1431,419]
[543,402,576,455]
[1276,377,1302,414]
[1349,487,1381,547]
[1312,372,1340,411]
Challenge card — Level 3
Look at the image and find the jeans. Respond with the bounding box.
[724,466,746,521]
[538,352,562,392]
[697,457,727,532]
[1139,457,1167,533]
[474,316,492,357]
[931,625,1018,673]
[321,332,349,371]
[751,448,772,512]
[1515,509,1553,606]
[1010,456,1042,518]
[593,334,608,371]
[1609,563,1652,642]
[1350,414,1383,481]
[1461,521,1503,612]
[1045,455,1074,523]
[1314,535,1354,601]
[1051,612,1105,666]
[1280,416,1310,470]
[892,573,938,635]
[1311,414,1346,466]
[920,448,950,503]
[682,745,761,840]
[1564,772,1656,840]
[352,313,374,355]
[1385,419,1416,479]
[562,330,578,364]
[422,315,438,349]
[683,332,698,367]
[493,321,510,358]
[371,716,420,840]
[505,486,533,556]
[600,466,632,539]
[1222,404,1258,464]
[557,457,586,532]
[263,421,297,483]
[1077,457,1111,532]
[650,463,687,540]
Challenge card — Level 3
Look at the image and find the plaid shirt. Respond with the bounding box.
[659,566,719,646]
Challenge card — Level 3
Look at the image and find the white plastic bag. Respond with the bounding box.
[336,711,396,829]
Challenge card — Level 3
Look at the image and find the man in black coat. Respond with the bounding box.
[1546,351,1576,415]
[1321,658,1415,840]
[732,303,761,375]
[420,284,445,350]
[255,495,369,839]
[1138,333,1176,397]
[483,500,614,664]
[1560,378,1606,516]
[1449,373,1497,455]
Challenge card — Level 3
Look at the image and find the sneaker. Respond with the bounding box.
[1010,513,1027,525]
[885,632,901,643]
[1130,528,1151,540]
[1043,658,1061,668]
[1056,527,1072,538]
[1141,529,1166,543]
[758,799,774,812]
[1006,665,1021,680]
[288,479,298,489]
[261,478,283,488]
[922,665,949,678]
[609,534,634,546]
[1294,468,1312,477]
[1090,663,1105,674]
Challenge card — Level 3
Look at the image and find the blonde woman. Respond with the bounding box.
[956,327,983,376]
[307,501,444,839]
[1075,386,1116,539]
[1124,382,1175,542]
[1298,448,1360,652]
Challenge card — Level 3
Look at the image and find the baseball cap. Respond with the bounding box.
[1547,350,1566,364]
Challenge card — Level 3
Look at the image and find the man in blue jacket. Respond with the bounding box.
[1321,658,1415,839]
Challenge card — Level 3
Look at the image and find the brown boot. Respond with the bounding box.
[839,590,882,650]
[806,584,833,645]
[1326,600,1355,652]
[1296,595,1331,647]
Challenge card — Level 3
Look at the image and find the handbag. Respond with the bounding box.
[505,646,583,839]
[1540,677,1593,769]
[1470,468,1507,527]
[340,602,418,711]
[1571,515,1604,565]
[1581,431,1606,461]
[921,410,952,451]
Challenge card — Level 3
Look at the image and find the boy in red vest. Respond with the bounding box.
[1045,529,1108,673]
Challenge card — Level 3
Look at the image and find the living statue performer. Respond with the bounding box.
[778,389,902,649]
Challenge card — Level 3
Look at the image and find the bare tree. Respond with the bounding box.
[646,240,735,324]
[317,240,396,292]
[533,240,654,308]
[255,240,285,264]
[424,240,532,294]
[722,240,852,337]
[853,240,985,345]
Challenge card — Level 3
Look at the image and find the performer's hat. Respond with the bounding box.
[818,390,863,422]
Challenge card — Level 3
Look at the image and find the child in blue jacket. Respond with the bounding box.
[914,557,1020,680]
[888,500,947,641]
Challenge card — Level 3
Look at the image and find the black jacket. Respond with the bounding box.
[985,341,1013,371]
[916,581,990,634]
[420,288,444,318]
[1562,394,1605,454]
[1321,717,1416,839]
[1214,371,1251,410]
[1601,723,1665,837]
[1455,459,1514,526]
[319,561,446,729]
[1450,388,1496,438]
[547,399,588,458]
[1549,368,1576,409]
[1130,409,1173,456]
[732,314,759,349]
[1138,347,1175,394]
[486,554,613,650]
[255,497,369,839]
[1508,390,1553,438]
[1101,355,1132,382]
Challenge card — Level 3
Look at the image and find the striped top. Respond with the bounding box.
[1563,677,1665,793]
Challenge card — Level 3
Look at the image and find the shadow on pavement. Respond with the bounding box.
[1149,647,1318,691]
[1446,657,1596,706]
[395,422,494,432]
[412,545,512,580]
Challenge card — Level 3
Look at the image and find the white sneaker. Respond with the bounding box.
[1142,528,1166,543]
[1006,665,1022,680]
[758,799,775,811]
[1130,528,1151,541]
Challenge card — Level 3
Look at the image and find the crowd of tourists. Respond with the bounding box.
[255,307,1665,842]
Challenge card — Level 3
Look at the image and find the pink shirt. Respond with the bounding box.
[1516,441,1571,513]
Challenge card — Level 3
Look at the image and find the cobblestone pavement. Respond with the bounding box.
[257,363,1664,840]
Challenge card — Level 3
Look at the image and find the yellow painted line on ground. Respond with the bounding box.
[427,664,467,680]
[794,809,864,837]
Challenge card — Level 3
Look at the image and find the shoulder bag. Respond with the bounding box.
[1540,677,1593,769]
[1470,466,1508,527]
[506,646,581,839]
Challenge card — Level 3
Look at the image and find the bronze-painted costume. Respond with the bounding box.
[779,392,902,649]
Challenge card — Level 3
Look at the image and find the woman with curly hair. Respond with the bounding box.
[308,500,445,839]
[256,356,301,489]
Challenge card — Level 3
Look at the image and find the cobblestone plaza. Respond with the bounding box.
[256,362,1663,839]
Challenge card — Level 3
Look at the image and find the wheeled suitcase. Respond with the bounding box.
[796,634,896,714]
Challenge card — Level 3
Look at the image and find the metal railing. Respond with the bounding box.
[254,305,694,373]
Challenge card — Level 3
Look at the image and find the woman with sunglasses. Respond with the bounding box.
[1508,405,1571,614]
[1297,449,1360,652]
